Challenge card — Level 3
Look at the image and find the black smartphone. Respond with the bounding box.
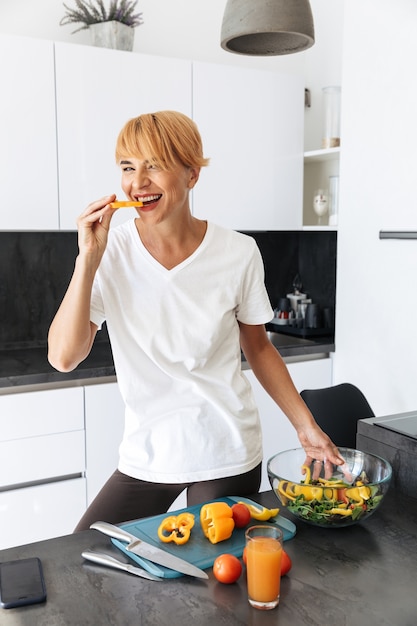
[0,557,47,609]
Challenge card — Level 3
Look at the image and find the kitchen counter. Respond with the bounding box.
[0,341,116,393]
[357,411,417,497]
[0,489,415,626]
[0,332,334,392]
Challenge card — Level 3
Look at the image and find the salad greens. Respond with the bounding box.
[277,468,384,525]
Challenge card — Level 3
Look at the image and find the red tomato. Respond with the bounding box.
[281,549,292,576]
[213,554,242,584]
[231,503,251,528]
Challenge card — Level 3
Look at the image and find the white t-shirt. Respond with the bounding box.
[90,220,274,483]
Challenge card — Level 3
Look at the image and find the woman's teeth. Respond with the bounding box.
[140,194,162,205]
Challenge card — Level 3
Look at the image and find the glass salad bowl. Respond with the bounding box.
[267,447,392,527]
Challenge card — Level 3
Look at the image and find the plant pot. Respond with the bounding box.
[89,21,135,52]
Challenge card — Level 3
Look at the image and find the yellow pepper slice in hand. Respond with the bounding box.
[157,512,195,545]
[200,502,235,544]
[301,464,312,484]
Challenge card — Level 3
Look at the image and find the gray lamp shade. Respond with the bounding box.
[221,0,315,56]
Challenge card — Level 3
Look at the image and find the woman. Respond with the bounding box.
[48,110,343,531]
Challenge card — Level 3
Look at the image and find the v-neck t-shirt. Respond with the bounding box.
[90,220,274,483]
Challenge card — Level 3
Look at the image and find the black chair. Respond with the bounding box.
[300,383,375,449]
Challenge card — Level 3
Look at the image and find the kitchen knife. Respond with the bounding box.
[82,550,163,581]
[90,521,209,579]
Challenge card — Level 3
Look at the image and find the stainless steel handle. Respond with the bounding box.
[379,231,417,239]
[90,520,140,545]
[82,550,162,581]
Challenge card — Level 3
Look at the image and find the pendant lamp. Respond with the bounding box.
[221,0,315,56]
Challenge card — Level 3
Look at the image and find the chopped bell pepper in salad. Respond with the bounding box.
[277,469,384,524]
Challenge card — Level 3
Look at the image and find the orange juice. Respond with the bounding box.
[246,531,282,609]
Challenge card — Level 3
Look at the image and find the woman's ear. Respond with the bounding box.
[187,167,200,189]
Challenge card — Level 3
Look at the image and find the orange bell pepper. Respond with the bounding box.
[157,512,195,545]
[200,502,235,544]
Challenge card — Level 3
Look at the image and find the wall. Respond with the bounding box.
[0,0,344,148]
[334,0,417,415]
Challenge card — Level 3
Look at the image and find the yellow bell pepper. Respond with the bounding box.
[301,464,312,484]
[277,480,295,505]
[157,512,195,545]
[345,485,371,505]
[200,502,235,544]
[293,485,324,501]
[237,501,279,521]
[328,507,353,516]
[278,479,323,503]
[323,487,338,500]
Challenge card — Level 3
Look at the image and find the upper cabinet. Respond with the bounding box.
[54,43,192,230]
[0,35,59,230]
[0,35,305,232]
[192,62,304,230]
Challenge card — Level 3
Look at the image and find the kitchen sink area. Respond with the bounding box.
[266,330,317,349]
[256,328,333,363]
[240,329,334,370]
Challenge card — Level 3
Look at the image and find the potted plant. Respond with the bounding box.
[60,0,144,51]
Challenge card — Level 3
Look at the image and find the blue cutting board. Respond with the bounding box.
[111,496,296,578]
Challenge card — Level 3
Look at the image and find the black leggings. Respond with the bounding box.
[74,463,262,532]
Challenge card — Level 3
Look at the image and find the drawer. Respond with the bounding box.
[0,430,85,488]
[0,477,87,550]
[0,387,84,442]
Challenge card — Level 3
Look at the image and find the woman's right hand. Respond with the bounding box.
[76,194,117,263]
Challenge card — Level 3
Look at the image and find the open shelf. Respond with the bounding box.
[303,148,340,227]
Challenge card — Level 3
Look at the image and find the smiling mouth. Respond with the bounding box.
[139,194,162,206]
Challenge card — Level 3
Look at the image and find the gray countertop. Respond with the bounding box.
[0,489,415,625]
[0,332,334,392]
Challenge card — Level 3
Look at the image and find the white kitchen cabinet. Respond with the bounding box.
[0,35,59,229]
[54,42,192,230]
[192,61,304,230]
[84,382,125,505]
[0,387,86,548]
[245,357,333,491]
[0,387,84,446]
[0,479,86,550]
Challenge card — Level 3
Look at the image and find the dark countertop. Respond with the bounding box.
[0,341,116,392]
[0,332,334,392]
[0,489,415,626]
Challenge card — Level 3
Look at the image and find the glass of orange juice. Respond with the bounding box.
[245,525,283,610]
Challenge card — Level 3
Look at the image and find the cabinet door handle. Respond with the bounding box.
[379,231,417,240]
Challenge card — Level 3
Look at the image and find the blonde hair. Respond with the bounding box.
[115,110,210,170]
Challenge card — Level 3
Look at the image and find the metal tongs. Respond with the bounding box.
[82,550,163,581]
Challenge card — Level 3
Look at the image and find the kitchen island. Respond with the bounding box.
[0,490,415,626]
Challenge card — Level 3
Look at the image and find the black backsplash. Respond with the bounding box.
[241,230,337,311]
[0,230,336,349]
[0,231,109,349]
